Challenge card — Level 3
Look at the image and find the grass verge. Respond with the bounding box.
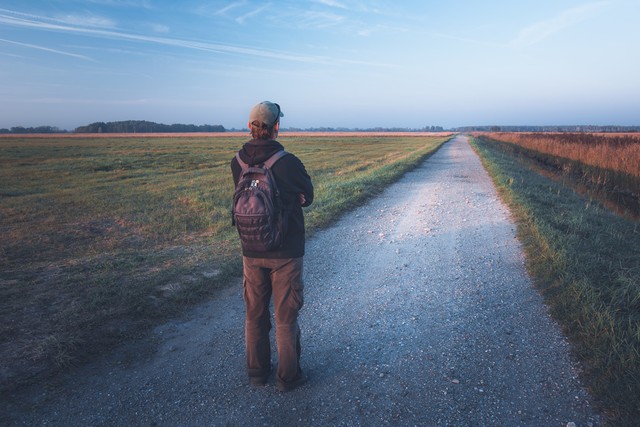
[0,133,451,393]
[470,135,640,425]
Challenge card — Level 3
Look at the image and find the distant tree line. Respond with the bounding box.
[74,120,225,133]
[0,126,67,134]
[452,125,640,133]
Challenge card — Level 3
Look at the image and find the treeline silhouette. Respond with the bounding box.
[0,126,66,134]
[75,120,225,133]
[0,121,226,134]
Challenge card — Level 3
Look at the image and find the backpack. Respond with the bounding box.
[232,150,289,252]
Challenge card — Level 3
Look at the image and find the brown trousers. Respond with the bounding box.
[242,256,304,384]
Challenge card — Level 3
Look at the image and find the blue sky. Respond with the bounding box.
[1,0,639,130]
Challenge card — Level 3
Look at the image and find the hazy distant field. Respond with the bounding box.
[0,132,451,390]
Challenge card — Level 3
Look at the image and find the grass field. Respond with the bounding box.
[0,132,451,391]
[470,135,640,425]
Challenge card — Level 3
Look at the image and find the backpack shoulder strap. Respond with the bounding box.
[235,152,249,170]
[263,150,289,169]
[236,150,288,170]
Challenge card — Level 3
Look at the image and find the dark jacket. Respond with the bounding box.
[231,139,314,259]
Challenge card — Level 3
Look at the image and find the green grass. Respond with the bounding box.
[470,135,640,425]
[0,133,450,391]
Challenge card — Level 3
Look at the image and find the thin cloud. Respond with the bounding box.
[312,0,348,9]
[0,37,94,61]
[86,0,153,8]
[55,13,117,28]
[235,3,270,24]
[26,97,156,105]
[0,8,383,66]
[510,1,609,49]
[149,23,170,33]
[0,50,26,59]
[297,11,346,29]
[215,1,247,16]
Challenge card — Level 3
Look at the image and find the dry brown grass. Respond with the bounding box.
[475,132,640,177]
[472,132,640,220]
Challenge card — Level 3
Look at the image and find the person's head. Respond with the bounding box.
[248,101,283,140]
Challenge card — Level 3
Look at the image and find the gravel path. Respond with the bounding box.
[3,135,599,426]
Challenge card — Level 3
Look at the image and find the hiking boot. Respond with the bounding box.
[249,364,272,387]
[250,375,269,387]
[276,371,308,392]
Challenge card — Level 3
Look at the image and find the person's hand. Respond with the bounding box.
[299,193,306,205]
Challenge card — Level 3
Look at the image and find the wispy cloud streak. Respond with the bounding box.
[86,0,152,8]
[298,11,346,29]
[0,8,383,65]
[510,1,609,49]
[0,37,94,61]
[312,0,348,9]
[235,3,270,24]
[215,1,247,16]
[55,13,117,29]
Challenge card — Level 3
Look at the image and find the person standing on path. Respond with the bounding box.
[231,101,314,392]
